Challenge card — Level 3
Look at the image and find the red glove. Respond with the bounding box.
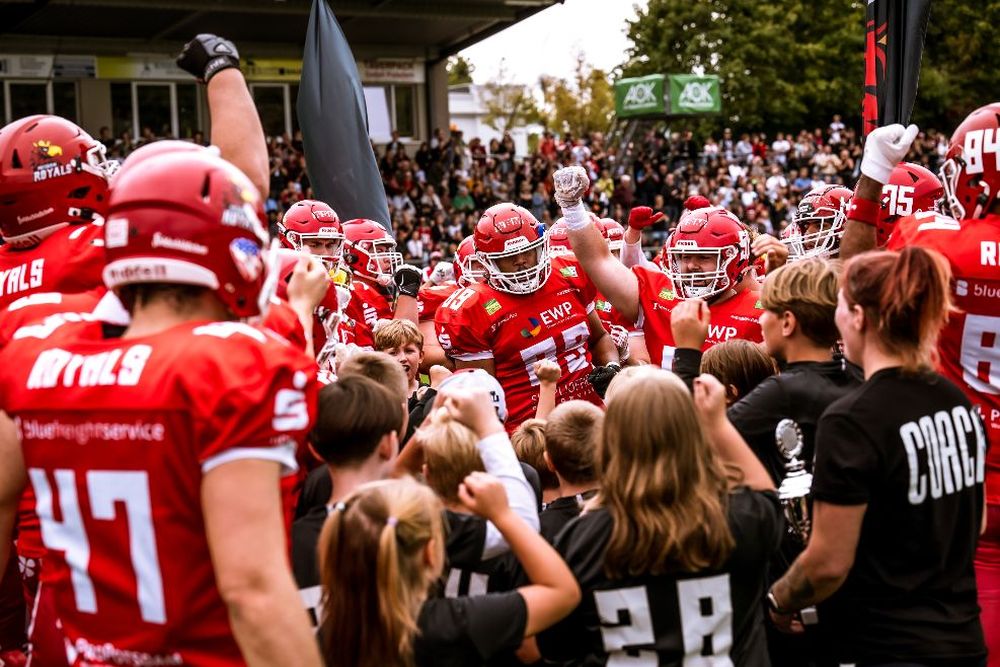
[627,206,665,230]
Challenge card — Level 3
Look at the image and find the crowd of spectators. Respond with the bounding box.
[99,115,951,265]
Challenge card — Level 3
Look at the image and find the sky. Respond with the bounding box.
[459,0,648,85]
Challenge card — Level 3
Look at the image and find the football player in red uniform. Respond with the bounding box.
[781,184,853,261]
[415,236,481,370]
[554,166,762,370]
[0,150,322,666]
[0,115,115,309]
[341,218,420,348]
[875,161,944,247]
[842,108,1000,666]
[435,203,617,431]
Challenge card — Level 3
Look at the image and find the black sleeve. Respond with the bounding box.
[725,488,784,568]
[811,412,878,505]
[671,347,703,391]
[403,387,438,446]
[416,592,527,663]
[727,377,789,485]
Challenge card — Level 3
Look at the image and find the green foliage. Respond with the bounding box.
[482,60,543,133]
[623,0,996,133]
[447,55,474,86]
[540,53,616,137]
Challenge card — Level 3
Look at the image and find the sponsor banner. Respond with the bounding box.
[669,74,721,115]
[356,59,424,84]
[96,55,188,80]
[614,74,666,118]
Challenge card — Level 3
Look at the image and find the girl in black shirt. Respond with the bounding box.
[769,247,987,666]
[317,473,579,667]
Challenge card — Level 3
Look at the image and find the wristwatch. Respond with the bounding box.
[766,590,793,615]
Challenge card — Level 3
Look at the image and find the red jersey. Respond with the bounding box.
[435,271,601,431]
[344,278,389,349]
[417,283,459,323]
[889,211,1000,503]
[0,223,104,310]
[632,266,764,368]
[0,320,318,666]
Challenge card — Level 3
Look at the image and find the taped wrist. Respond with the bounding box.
[562,201,592,231]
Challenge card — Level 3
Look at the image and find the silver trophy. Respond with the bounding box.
[775,418,812,542]
[775,418,818,625]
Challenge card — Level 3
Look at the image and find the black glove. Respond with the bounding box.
[176,34,240,84]
[587,363,621,399]
[392,264,423,299]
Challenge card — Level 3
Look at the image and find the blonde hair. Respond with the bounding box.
[319,478,444,667]
[544,401,603,485]
[512,418,558,491]
[374,319,424,352]
[760,259,840,347]
[701,340,777,402]
[339,351,409,404]
[419,409,485,503]
[598,370,734,578]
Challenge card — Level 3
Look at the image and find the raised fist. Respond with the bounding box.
[861,123,919,184]
[552,166,590,209]
[428,262,455,286]
[177,34,240,84]
[392,264,423,298]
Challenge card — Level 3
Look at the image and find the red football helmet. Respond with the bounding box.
[877,162,943,245]
[110,140,211,190]
[940,102,1000,220]
[546,219,573,255]
[278,200,345,272]
[342,218,401,283]
[453,235,486,286]
[784,184,852,259]
[0,114,116,246]
[598,217,625,257]
[103,151,269,318]
[664,207,751,300]
[474,203,549,294]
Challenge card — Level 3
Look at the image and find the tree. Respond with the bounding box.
[622,0,998,133]
[447,55,474,86]
[541,53,616,137]
[482,60,543,133]
[623,0,865,132]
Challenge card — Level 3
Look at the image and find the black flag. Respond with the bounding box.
[297,0,390,227]
[862,0,932,136]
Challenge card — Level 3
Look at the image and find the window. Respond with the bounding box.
[52,81,77,123]
[110,82,133,138]
[135,84,172,138]
[393,84,416,138]
[8,82,47,121]
[251,84,288,138]
[176,83,199,140]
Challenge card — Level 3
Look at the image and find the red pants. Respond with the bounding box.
[978,503,1000,667]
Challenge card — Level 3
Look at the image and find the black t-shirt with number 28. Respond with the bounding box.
[812,367,987,664]
[537,488,781,666]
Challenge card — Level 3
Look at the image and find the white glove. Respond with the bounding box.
[861,123,919,183]
[552,165,590,209]
[609,324,631,363]
[429,262,454,285]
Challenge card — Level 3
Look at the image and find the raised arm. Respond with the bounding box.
[553,167,640,323]
[840,124,919,259]
[176,34,269,197]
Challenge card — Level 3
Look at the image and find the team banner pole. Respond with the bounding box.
[297,0,391,228]
[862,0,933,136]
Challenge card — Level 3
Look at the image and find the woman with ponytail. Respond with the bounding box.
[769,247,988,667]
[318,473,579,667]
